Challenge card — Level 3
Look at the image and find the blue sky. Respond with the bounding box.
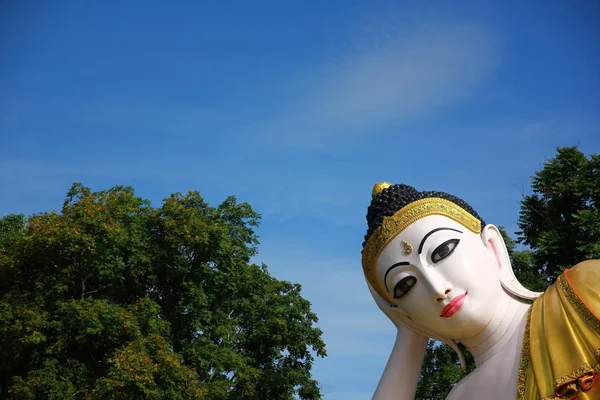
[2,1,600,398]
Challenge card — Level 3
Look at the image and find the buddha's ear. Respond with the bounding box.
[481,224,543,300]
[481,224,510,271]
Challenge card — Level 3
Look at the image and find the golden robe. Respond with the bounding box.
[517,260,600,400]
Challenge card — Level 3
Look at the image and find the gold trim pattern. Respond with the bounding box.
[541,360,600,400]
[559,272,600,335]
[521,270,600,400]
[539,272,600,399]
[362,197,482,302]
[554,363,594,388]
[546,382,578,400]
[547,362,600,399]
[516,307,533,400]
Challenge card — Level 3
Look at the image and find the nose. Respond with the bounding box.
[421,268,452,303]
[436,289,452,303]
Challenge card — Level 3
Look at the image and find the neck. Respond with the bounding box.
[459,293,530,366]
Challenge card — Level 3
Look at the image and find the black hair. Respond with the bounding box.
[363,184,486,248]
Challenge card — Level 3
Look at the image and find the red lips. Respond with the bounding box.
[440,292,468,318]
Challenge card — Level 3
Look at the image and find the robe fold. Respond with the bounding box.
[517,260,600,400]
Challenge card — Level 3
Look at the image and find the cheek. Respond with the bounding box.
[402,289,439,322]
[395,287,426,315]
[469,269,503,299]
[459,246,499,277]
[476,245,500,268]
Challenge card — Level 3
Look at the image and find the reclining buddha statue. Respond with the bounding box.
[362,182,600,400]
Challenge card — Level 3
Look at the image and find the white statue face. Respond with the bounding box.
[375,215,505,340]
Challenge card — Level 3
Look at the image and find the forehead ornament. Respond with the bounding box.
[401,240,413,255]
[362,184,482,303]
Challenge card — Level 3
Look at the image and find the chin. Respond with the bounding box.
[444,309,491,338]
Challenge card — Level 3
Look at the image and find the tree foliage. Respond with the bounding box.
[416,146,599,399]
[415,341,474,400]
[517,146,600,280]
[0,183,326,399]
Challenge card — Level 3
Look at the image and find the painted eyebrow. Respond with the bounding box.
[418,227,463,254]
[384,262,410,291]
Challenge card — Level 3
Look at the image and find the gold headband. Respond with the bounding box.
[362,190,482,303]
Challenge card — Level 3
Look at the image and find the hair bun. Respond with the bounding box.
[371,182,392,199]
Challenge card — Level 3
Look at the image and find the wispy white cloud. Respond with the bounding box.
[259,23,497,148]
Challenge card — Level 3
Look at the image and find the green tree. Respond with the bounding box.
[0,213,25,284]
[517,146,600,280]
[415,341,474,400]
[0,213,25,248]
[0,183,326,399]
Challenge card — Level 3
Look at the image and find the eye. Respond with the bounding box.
[431,238,460,263]
[393,276,417,299]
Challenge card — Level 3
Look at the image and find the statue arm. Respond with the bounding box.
[373,327,428,400]
[367,280,429,399]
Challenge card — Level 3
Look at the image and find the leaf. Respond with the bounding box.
[0,183,326,400]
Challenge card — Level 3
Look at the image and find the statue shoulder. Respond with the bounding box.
[520,260,600,399]
[565,258,600,275]
[560,259,600,318]
[563,259,600,291]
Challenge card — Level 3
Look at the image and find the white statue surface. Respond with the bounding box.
[361,183,600,400]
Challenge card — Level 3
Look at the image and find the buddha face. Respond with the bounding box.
[375,215,505,340]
